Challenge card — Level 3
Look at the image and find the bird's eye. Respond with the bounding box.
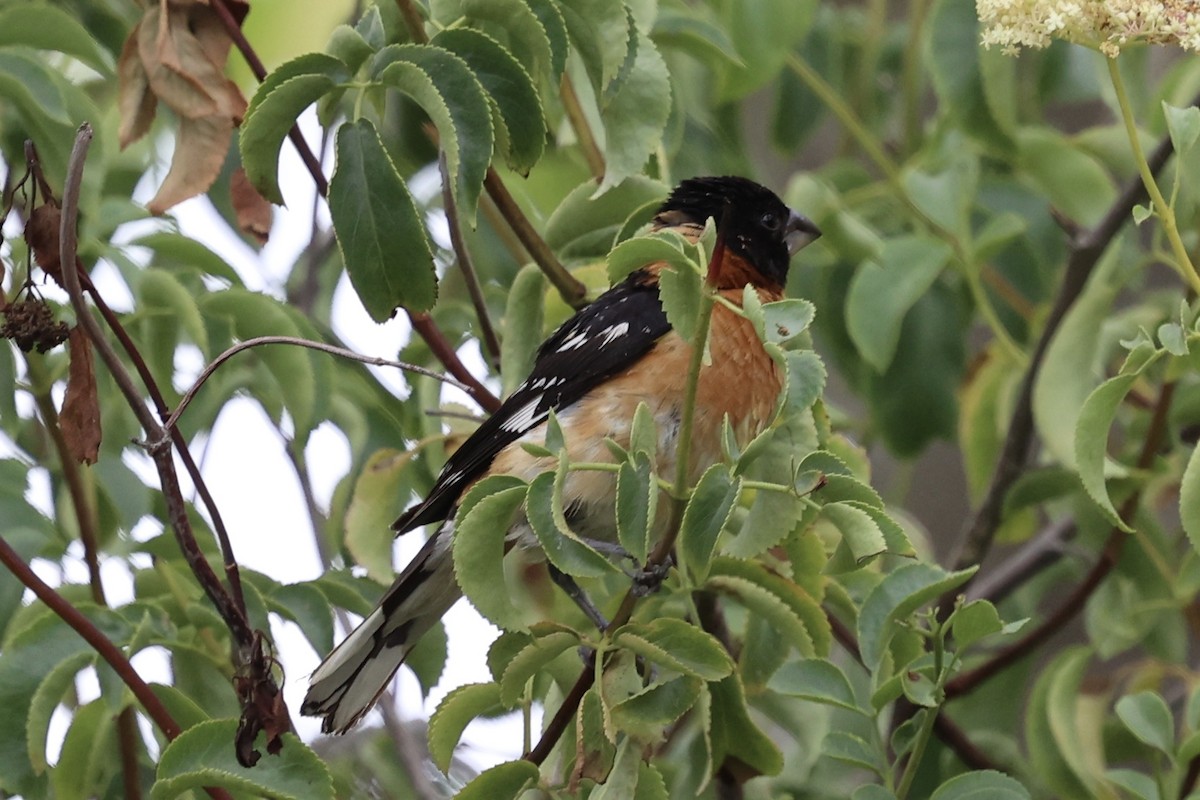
[760,212,780,231]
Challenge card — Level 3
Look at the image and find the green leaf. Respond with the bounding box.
[821,502,887,565]
[1115,691,1176,755]
[950,599,1005,651]
[26,651,96,775]
[152,719,332,799]
[768,658,862,714]
[547,176,667,258]
[708,673,783,777]
[0,4,113,74]
[613,618,734,680]
[593,737,640,800]
[1164,102,1200,156]
[711,556,831,655]
[1074,373,1141,531]
[761,298,816,347]
[929,771,1032,799]
[443,0,566,84]
[432,28,546,174]
[616,452,656,563]
[199,289,319,438]
[241,53,350,204]
[500,265,547,397]
[610,675,703,742]
[138,268,210,377]
[657,258,705,344]
[148,684,212,731]
[1105,769,1158,800]
[53,699,115,800]
[526,470,616,578]
[857,563,977,669]
[560,0,633,93]
[455,759,539,800]
[428,682,504,772]
[324,24,375,73]
[846,236,953,371]
[607,231,693,284]
[329,118,437,320]
[717,0,815,101]
[1184,443,1200,557]
[825,731,886,777]
[452,481,529,630]
[1017,128,1117,227]
[344,448,418,582]
[597,27,672,194]
[499,630,580,706]
[678,465,740,583]
[132,232,243,284]
[781,350,827,420]
[269,582,336,656]
[0,50,70,125]
[725,489,801,558]
[652,7,741,69]
[1028,647,1107,798]
[371,43,494,221]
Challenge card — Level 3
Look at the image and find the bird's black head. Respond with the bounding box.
[655,176,821,287]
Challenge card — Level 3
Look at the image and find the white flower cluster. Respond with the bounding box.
[977,0,1200,56]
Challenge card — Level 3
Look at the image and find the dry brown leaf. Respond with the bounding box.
[61,326,102,465]
[24,203,64,282]
[147,114,235,215]
[117,0,250,213]
[230,166,272,244]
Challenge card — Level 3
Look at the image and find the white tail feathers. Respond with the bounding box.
[301,525,460,733]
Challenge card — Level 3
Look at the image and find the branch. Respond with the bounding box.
[945,100,1184,580]
[439,153,502,367]
[559,74,605,179]
[946,379,1176,698]
[163,334,472,435]
[407,312,502,412]
[210,0,329,197]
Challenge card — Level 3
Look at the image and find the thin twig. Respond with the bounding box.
[559,74,605,179]
[163,334,471,435]
[439,153,502,367]
[946,379,1176,698]
[407,312,502,412]
[210,0,329,197]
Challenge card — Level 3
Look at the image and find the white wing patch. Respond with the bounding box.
[501,396,547,433]
[600,322,629,345]
[556,331,589,352]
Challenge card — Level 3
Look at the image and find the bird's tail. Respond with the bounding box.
[301,523,460,733]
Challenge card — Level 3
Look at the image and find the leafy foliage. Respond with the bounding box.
[5,0,1200,798]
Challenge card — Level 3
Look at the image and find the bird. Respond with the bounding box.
[301,175,821,734]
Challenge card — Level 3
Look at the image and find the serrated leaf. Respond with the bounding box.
[846,236,952,371]
[344,448,417,583]
[1074,373,1140,532]
[559,0,632,96]
[762,298,816,347]
[371,43,493,221]
[329,118,437,320]
[241,53,350,204]
[857,563,977,669]
[656,259,705,344]
[52,699,114,800]
[152,719,332,800]
[499,631,580,706]
[592,737,640,800]
[705,575,815,656]
[629,402,657,460]
[710,556,831,655]
[821,502,887,564]
[652,7,741,69]
[432,28,546,174]
[610,675,703,742]
[1115,691,1175,755]
[428,682,504,772]
[768,658,862,714]
[455,759,539,800]
[1159,322,1189,356]
[725,489,801,558]
[607,231,691,284]
[824,730,886,776]
[613,618,734,680]
[678,465,740,583]
[445,0,565,84]
[1183,443,1200,556]
[325,24,374,73]
[547,176,667,258]
[597,27,671,194]
[526,470,616,578]
[929,770,1032,799]
[453,482,529,630]
[616,452,656,563]
[781,349,826,420]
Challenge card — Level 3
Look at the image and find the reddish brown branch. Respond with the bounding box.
[407,312,502,412]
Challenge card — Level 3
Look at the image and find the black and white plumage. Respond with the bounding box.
[301,176,820,734]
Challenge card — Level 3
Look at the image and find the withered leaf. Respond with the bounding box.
[230,166,272,244]
[24,203,63,282]
[117,0,250,213]
[61,326,102,465]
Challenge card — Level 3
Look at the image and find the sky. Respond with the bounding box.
[2,110,533,775]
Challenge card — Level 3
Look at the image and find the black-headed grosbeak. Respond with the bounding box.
[302,175,821,733]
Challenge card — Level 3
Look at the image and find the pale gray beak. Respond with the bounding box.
[784,210,822,256]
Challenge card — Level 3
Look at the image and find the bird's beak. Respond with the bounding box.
[784,210,822,256]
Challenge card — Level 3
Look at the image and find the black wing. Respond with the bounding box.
[393,269,671,533]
